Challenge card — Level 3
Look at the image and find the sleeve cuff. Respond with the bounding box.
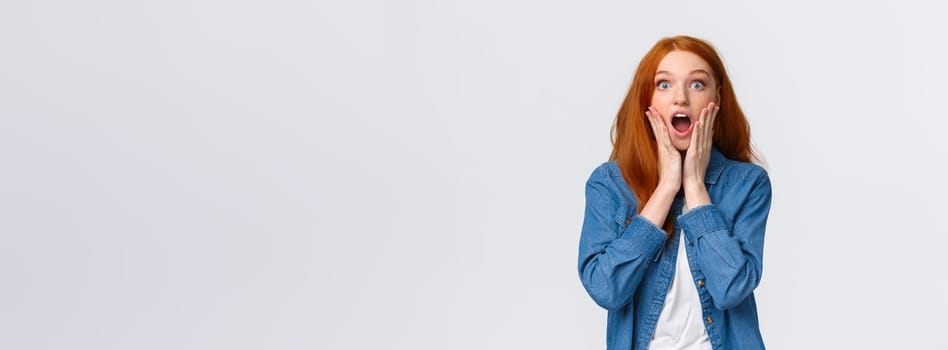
[619,215,668,259]
[677,204,728,242]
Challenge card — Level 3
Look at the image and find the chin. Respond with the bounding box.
[672,141,690,152]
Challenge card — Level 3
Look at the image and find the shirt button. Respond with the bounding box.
[697,279,705,287]
[625,219,631,225]
[706,316,713,324]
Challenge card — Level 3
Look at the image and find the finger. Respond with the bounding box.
[704,102,716,143]
[649,106,666,126]
[647,106,659,129]
[646,111,659,137]
[701,103,713,146]
[689,105,707,153]
[709,103,719,141]
[647,107,674,149]
[646,111,666,148]
[655,120,673,150]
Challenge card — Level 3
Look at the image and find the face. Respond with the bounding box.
[650,50,718,151]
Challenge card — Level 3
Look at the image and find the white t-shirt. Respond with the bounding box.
[647,231,712,350]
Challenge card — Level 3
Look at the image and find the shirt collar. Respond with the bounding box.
[705,146,726,185]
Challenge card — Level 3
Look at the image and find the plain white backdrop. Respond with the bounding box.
[2,0,947,349]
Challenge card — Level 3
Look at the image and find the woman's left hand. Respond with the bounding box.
[683,102,719,209]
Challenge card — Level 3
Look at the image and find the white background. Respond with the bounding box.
[2,0,947,349]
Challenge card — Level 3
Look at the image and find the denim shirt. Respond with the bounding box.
[578,147,772,350]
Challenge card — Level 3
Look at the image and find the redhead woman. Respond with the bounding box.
[578,35,772,350]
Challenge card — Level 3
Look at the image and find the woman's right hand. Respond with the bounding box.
[646,106,682,194]
[640,107,682,236]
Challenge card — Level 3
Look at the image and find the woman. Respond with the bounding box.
[578,35,772,350]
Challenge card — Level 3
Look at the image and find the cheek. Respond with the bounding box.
[693,91,716,105]
[650,92,671,107]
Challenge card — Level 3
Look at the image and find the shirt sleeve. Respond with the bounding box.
[677,169,773,310]
[577,164,668,311]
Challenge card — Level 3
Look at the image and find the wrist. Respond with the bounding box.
[684,179,705,193]
[684,185,711,210]
[655,181,680,196]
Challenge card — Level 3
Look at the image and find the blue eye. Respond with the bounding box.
[691,81,705,89]
[657,81,670,89]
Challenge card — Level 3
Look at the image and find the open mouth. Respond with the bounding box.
[671,113,692,133]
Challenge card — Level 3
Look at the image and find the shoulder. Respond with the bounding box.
[586,160,624,187]
[721,158,768,181]
[718,158,771,196]
[585,160,637,206]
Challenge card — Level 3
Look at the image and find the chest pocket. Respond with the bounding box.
[613,202,634,228]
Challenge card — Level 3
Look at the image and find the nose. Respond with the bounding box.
[673,86,688,106]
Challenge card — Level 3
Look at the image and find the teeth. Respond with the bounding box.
[674,114,688,118]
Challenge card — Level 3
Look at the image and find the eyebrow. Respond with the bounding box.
[655,69,712,78]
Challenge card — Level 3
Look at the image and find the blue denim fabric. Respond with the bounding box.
[578,147,772,350]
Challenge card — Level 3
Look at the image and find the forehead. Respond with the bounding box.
[655,50,712,75]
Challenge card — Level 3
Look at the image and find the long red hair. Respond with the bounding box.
[609,35,758,232]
